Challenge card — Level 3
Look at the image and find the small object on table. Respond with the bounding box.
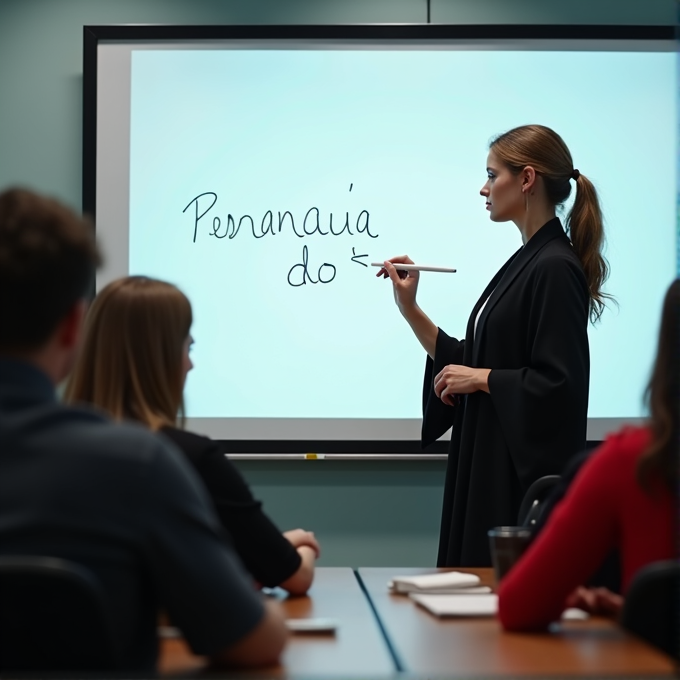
[562,608,590,620]
[410,593,499,617]
[488,526,533,583]
[389,571,491,594]
[286,617,339,634]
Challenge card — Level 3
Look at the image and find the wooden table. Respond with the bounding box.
[357,567,677,676]
[160,567,394,677]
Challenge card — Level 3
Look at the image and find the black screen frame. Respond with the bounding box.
[82,23,675,454]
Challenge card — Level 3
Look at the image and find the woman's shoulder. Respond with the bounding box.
[160,425,221,460]
[536,233,584,269]
[585,426,651,475]
[160,427,256,504]
[602,425,651,454]
[531,234,588,292]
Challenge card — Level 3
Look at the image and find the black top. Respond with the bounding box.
[160,426,302,587]
[422,218,590,566]
[0,358,264,671]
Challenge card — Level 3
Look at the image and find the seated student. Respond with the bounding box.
[498,279,678,630]
[530,449,622,601]
[0,188,288,671]
[65,276,319,595]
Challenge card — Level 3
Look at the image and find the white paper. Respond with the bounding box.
[409,593,499,617]
[389,571,481,594]
[562,608,589,620]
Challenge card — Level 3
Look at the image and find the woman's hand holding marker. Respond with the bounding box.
[376,255,439,359]
[376,255,420,314]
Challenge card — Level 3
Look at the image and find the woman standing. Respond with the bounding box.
[379,124,609,566]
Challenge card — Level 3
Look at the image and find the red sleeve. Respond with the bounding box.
[497,435,626,631]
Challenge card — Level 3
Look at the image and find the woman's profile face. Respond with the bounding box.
[480,150,524,222]
[181,334,194,388]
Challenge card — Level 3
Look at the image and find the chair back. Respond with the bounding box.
[0,555,120,671]
[621,560,680,661]
[517,475,561,527]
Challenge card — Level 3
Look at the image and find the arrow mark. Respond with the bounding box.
[351,247,369,267]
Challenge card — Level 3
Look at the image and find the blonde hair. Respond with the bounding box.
[490,124,611,323]
[65,276,192,430]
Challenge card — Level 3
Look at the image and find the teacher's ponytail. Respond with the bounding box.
[490,124,612,323]
[567,171,610,323]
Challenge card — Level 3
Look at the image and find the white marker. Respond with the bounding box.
[371,262,456,273]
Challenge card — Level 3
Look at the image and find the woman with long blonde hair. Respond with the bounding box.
[66,276,319,595]
[378,124,609,566]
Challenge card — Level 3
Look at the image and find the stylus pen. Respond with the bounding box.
[371,262,457,273]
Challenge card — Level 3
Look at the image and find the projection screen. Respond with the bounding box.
[83,25,678,453]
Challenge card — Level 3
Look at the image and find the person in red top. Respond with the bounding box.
[498,278,678,631]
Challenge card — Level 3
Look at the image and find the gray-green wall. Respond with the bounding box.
[0,0,675,566]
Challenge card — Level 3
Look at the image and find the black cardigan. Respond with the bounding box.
[423,218,590,566]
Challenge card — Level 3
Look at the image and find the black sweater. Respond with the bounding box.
[160,426,301,587]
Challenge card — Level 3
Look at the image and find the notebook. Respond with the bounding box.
[388,571,492,595]
[410,595,590,621]
[410,593,498,617]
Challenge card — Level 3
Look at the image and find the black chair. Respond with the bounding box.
[0,555,120,672]
[621,560,680,661]
[517,475,561,528]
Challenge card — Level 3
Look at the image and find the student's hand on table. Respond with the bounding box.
[565,586,623,618]
[434,365,491,404]
[281,531,320,596]
[376,255,420,314]
[284,529,321,559]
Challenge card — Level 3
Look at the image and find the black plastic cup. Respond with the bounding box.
[488,526,533,584]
